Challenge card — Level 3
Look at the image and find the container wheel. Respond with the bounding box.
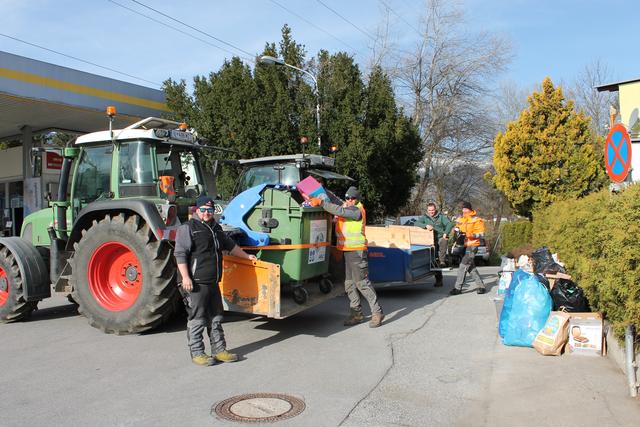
[292,286,309,305]
[0,246,37,322]
[319,278,333,294]
[70,214,177,334]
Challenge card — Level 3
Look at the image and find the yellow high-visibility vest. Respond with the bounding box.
[336,202,367,251]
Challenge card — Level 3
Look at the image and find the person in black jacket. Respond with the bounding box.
[174,195,256,366]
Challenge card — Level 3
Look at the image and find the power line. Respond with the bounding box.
[108,0,250,62]
[268,0,361,55]
[316,0,377,42]
[128,0,255,59]
[0,32,161,87]
[378,0,422,36]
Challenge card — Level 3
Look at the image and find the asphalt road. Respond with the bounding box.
[1,266,638,426]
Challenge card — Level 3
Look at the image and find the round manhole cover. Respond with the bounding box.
[213,393,305,423]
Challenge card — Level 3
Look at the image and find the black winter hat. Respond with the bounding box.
[345,186,361,200]
[196,195,215,208]
[461,201,473,210]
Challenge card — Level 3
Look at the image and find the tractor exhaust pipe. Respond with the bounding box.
[48,226,68,284]
[55,156,73,240]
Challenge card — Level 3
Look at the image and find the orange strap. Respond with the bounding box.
[242,242,330,251]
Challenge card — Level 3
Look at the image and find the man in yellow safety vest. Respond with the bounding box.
[311,186,384,327]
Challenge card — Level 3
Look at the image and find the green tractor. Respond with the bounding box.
[0,114,219,333]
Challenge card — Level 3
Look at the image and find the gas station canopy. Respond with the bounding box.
[0,50,168,139]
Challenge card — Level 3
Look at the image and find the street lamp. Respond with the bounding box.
[258,55,321,150]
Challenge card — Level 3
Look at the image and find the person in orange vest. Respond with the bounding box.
[311,186,384,327]
[449,201,486,295]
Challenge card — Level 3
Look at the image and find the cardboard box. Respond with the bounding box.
[366,225,434,249]
[567,312,603,356]
[544,272,572,290]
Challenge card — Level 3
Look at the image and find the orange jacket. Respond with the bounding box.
[455,210,485,247]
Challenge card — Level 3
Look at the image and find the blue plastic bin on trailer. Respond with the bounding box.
[368,245,432,283]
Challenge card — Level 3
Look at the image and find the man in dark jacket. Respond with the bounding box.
[414,202,454,286]
[174,195,257,366]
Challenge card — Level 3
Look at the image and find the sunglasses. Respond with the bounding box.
[198,207,214,213]
[345,197,356,201]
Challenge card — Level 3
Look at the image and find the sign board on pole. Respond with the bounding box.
[605,123,632,183]
[46,152,63,170]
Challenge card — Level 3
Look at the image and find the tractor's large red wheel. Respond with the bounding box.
[0,247,37,322]
[88,242,143,311]
[70,214,177,334]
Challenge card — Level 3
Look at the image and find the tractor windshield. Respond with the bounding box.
[235,164,300,195]
[118,141,157,198]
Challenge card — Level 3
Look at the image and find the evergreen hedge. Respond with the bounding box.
[533,184,640,339]
[500,220,533,256]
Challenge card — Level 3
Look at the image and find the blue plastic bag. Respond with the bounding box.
[498,268,531,337]
[503,274,552,347]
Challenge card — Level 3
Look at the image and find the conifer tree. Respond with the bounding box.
[492,77,606,218]
[163,26,422,217]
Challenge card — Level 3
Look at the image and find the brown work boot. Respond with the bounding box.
[369,312,385,328]
[343,309,364,326]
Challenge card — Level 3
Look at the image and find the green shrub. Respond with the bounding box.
[500,220,533,256]
[533,184,640,340]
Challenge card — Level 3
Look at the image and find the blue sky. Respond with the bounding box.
[1,0,639,90]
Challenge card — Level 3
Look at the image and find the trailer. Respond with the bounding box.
[328,225,438,289]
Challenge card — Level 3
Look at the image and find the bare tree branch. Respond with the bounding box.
[376,0,511,213]
[567,59,619,136]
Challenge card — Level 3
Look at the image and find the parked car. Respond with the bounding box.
[474,237,490,265]
[399,215,421,226]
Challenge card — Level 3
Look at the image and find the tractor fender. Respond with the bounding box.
[0,236,50,301]
[67,199,167,250]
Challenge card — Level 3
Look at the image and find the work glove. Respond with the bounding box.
[309,197,323,207]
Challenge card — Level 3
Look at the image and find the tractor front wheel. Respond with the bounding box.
[0,247,37,322]
[70,214,177,334]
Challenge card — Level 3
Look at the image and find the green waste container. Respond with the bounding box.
[244,187,332,283]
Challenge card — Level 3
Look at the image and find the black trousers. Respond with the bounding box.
[181,283,226,356]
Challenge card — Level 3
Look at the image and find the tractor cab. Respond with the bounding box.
[71,117,212,222]
[233,154,353,197]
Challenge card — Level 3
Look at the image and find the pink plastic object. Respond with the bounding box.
[297,176,328,200]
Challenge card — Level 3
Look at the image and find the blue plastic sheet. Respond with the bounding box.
[502,274,552,347]
[498,268,531,337]
[219,184,270,246]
